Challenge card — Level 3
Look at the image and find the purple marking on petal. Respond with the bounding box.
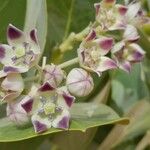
[0,46,5,59]
[3,66,18,73]
[7,24,22,40]
[38,82,55,92]
[30,29,37,43]
[104,60,117,69]
[33,120,47,133]
[121,62,131,73]
[63,93,74,107]
[132,51,144,62]
[118,6,128,16]
[94,3,100,16]
[58,116,69,129]
[81,51,85,62]
[99,38,113,51]
[21,99,33,113]
[85,30,96,41]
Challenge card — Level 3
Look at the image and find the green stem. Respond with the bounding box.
[63,0,75,39]
[58,57,79,69]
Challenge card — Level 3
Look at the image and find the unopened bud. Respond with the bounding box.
[66,68,94,97]
[43,64,65,87]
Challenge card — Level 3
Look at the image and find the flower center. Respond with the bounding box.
[15,47,26,58]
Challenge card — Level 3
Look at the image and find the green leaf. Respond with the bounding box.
[0,103,128,142]
[111,64,149,113]
[24,0,47,53]
[98,100,150,150]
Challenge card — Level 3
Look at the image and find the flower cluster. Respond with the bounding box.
[0,0,148,134]
[78,0,148,74]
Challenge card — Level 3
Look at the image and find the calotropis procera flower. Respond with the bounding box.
[30,84,75,133]
[77,30,117,75]
[112,25,145,73]
[0,73,24,102]
[66,68,94,97]
[43,64,65,88]
[0,24,40,77]
[94,0,128,31]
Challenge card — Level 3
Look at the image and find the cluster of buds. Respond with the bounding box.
[0,0,149,134]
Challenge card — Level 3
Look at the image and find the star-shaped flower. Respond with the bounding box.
[0,24,40,77]
[77,30,117,75]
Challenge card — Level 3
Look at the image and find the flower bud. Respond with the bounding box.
[66,68,94,97]
[43,64,65,88]
[7,99,30,126]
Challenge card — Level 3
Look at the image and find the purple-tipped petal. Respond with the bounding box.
[85,30,96,41]
[0,44,14,65]
[52,109,70,129]
[95,37,114,55]
[33,120,47,133]
[127,43,145,62]
[119,61,131,73]
[7,24,25,46]
[97,56,117,72]
[7,24,22,40]
[94,3,100,16]
[38,82,55,92]
[62,92,75,107]
[21,96,33,113]
[116,5,128,16]
[30,29,38,44]
[57,116,69,129]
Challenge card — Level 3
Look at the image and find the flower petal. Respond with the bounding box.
[21,96,34,113]
[116,4,128,16]
[7,99,30,126]
[0,44,14,65]
[30,29,38,44]
[97,56,117,72]
[125,2,141,22]
[7,24,25,46]
[31,114,51,133]
[94,3,100,16]
[52,109,70,129]
[94,37,114,55]
[1,73,24,92]
[3,65,29,74]
[57,87,75,109]
[123,25,140,42]
[112,41,125,54]
[127,43,145,62]
[1,91,20,102]
[38,81,55,92]
[119,60,131,73]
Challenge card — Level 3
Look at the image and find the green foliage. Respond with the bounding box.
[0,103,128,142]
